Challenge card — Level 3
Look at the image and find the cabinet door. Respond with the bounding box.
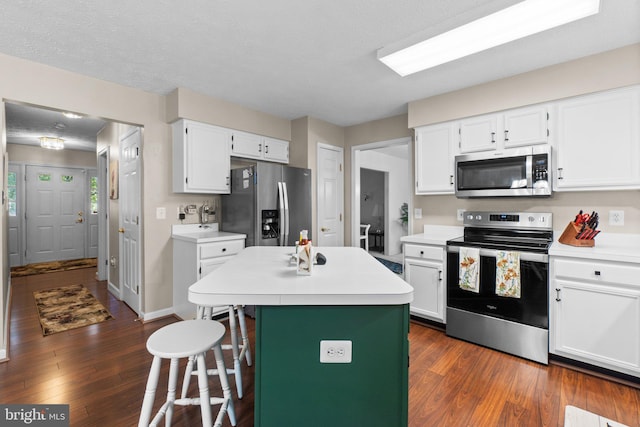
[459,114,498,153]
[176,121,230,194]
[415,122,457,194]
[551,279,640,375]
[503,105,549,148]
[263,137,289,163]
[231,130,263,160]
[555,86,640,190]
[404,257,445,322]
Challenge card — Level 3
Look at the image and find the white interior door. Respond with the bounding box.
[119,127,142,315]
[316,143,344,246]
[25,165,85,264]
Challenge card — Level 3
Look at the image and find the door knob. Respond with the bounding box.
[321,227,330,232]
[78,211,84,216]
[75,218,84,223]
[118,228,125,233]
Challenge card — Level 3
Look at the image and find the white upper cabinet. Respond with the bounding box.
[459,114,498,153]
[459,105,549,153]
[230,130,263,160]
[415,122,458,195]
[230,131,289,164]
[172,119,230,194]
[262,137,290,163]
[554,86,640,191]
[502,105,549,148]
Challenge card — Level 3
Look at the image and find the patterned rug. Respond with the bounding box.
[33,284,114,336]
[375,257,403,275]
[11,258,97,277]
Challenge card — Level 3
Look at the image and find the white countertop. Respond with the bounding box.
[549,232,640,264]
[400,225,463,246]
[188,246,414,306]
[172,224,246,243]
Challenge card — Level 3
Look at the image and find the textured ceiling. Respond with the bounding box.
[1,0,639,149]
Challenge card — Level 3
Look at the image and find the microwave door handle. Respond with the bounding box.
[277,182,285,246]
[282,182,290,246]
[526,155,533,189]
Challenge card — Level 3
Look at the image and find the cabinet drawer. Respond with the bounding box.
[554,258,640,288]
[200,239,245,259]
[404,244,443,261]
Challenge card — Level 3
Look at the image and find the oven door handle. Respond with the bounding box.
[446,246,548,263]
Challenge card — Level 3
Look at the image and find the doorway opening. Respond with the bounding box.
[351,137,411,264]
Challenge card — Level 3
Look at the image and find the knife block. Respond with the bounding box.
[558,222,595,247]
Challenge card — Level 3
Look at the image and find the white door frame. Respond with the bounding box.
[316,142,344,246]
[97,148,109,281]
[351,137,412,249]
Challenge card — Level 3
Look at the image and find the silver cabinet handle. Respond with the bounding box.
[449,175,454,185]
[491,132,496,143]
[557,168,563,180]
[504,129,509,141]
[258,143,262,153]
[438,270,443,282]
[555,288,561,302]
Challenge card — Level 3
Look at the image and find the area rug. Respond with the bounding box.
[375,257,403,275]
[33,284,114,336]
[11,258,97,277]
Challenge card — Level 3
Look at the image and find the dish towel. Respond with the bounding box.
[459,247,480,293]
[495,251,521,298]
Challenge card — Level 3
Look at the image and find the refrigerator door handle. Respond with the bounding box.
[277,182,285,246]
[282,181,290,246]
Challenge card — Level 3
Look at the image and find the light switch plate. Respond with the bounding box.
[414,208,422,219]
[156,207,166,220]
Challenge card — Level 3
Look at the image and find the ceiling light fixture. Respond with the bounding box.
[377,0,601,77]
[63,112,82,119]
[40,136,65,150]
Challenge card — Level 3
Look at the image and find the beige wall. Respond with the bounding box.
[7,143,97,167]
[0,101,6,357]
[408,43,640,235]
[344,114,412,245]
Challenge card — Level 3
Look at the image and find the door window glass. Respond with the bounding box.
[38,173,51,182]
[61,175,74,183]
[90,176,98,214]
[8,171,17,217]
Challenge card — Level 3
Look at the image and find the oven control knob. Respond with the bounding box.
[529,216,535,222]
[466,214,474,220]
[475,215,482,220]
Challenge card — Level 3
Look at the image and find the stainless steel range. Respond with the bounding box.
[446,211,552,364]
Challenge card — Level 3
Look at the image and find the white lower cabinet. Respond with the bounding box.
[550,257,640,377]
[173,237,245,320]
[403,244,446,323]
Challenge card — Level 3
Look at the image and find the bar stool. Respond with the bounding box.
[138,319,236,427]
[182,305,252,400]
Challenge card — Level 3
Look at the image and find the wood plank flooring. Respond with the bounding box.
[1,268,639,426]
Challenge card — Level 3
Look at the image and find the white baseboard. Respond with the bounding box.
[107,281,121,299]
[143,307,175,322]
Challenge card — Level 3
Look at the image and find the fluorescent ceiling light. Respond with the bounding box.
[63,112,82,119]
[40,136,65,150]
[378,0,601,76]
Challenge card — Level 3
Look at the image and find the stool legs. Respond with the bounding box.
[139,356,162,427]
[236,305,252,367]
[212,344,236,427]
[195,353,213,427]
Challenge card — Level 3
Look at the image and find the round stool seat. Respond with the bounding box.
[147,319,225,359]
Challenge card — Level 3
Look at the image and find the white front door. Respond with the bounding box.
[316,143,344,246]
[119,127,142,315]
[25,165,86,264]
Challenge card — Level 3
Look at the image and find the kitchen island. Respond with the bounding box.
[189,246,413,427]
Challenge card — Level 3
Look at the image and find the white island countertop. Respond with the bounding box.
[188,246,414,307]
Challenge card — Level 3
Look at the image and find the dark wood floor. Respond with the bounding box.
[2,268,639,426]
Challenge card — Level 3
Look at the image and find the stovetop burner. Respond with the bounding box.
[446,211,553,253]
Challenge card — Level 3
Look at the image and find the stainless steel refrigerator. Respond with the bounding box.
[221,162,312,247]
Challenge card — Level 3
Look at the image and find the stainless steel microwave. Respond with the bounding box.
[454,146,551,198]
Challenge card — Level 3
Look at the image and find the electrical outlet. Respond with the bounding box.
[457,209,465,221]
[320,340,352,363]
[609,210,625,226]
[156,207,166,220]
[414,208,422,219]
